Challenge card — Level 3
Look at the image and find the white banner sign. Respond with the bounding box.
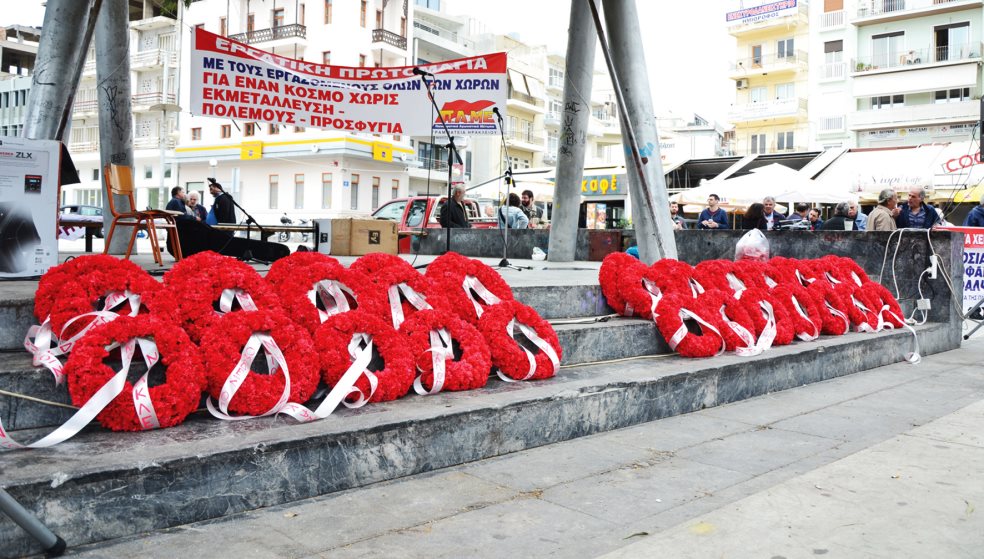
[939,227,984,313]
[0,136,59,278]
[190,28,507,136]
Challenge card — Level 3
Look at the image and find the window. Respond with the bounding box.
[191,127,202,141]
[775,83,794,100]
[247,13,255,32]
[405,199,427,227]
[295,126,305,133]
[273,8,285,27]
[871,94,904,109]
[391,178,399,199]
[245,122,256,136]
[935,23,970,62]
[750,134,766,154]
[751,44,763,67]
[164,164,172,179]
[219,17,226,36]
[359,54,367,67]
[872,32,903,68]
[322,51,331,65]
[269,175,279,209]
[824,0,843,11]
[777,38,794,60]
[776,131,794,151]
[749,86,767,103]
[325,0,332,24]
[549,67,564,88]
[360,0,367,27]
[269,123,280,135]
[371,176,380,209]
[92,168,99,181]
[294,174,304,209]
[401,17,406,37]
[824,40,844,79]
[350,173,360,210]
[375,200,407,220]
[935,88,971,103]
[376,9,382,29]
[321,173,332,209]
[299,4,305,25]
[220,124,231,138]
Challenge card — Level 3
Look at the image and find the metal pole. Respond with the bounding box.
[95,0,136,254]
[22,0,97,142]
[594,0,677,262]
[547,0,596,262]
[0,489,67,556]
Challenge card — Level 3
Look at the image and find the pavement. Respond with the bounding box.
[59,338,984,558]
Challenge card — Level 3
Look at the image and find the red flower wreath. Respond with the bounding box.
[35,254,162,340]
[162,251,283,343]
[599,252,646,316]
[349,252,415,281]
[264,252,369,335]
[692,289,757,352]
[401,309,491,392]
[653,291,725,358]
[731,260,772,291]
[424,253,515,324]
[816,255,871,287]
[806,280,852,336]
[693,260,738,295]
[359,265,452,329]
[478,300,562,381]
[314,310,414,403]
[617,260,664,320]
[201,310,319,416]
[765,257,805,287]
[620,259,698,320]
[859,282,906,328]
[837,281,883,331]
[734,286,795,346]
[64,314,206,432]
[770,283,823,341]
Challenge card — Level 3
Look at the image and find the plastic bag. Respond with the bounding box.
[734,229,770,262]
[531,247,547,261]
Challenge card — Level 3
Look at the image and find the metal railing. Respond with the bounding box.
[131,49,177,68]
[819,9,845,29]
[820,61,846,79]
[728,97,808,121]
[818,115,846,133]
[413,20,458,42]
[416,157,449,172]
[509,91,544,107]
[731,49,808,72]
[372,28,407,50]
[852,42,981,72]
[505,129,546,145]
[857,0,966,18]
[229,24,306,44]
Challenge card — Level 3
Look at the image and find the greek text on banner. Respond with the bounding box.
[190,28,507,137]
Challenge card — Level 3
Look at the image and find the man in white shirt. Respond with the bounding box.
[762,196,786,231]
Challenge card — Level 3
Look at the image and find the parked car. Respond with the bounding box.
[371,195,497,253]
[59,204,104,237]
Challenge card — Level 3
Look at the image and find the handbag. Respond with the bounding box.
[205,207,217,225]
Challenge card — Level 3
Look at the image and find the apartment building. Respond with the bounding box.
[727,0,812,156]
[0,26,39,147]
[811,0,982,149]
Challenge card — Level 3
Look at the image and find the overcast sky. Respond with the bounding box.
[3,1,735,122]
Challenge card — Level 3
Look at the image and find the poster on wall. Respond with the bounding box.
[0,136,60,278]
[939,226,984,313]
[189,28,507,137]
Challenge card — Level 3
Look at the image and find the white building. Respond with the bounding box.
[0,26,39,148]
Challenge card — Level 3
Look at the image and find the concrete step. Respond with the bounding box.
[0,322,955,558]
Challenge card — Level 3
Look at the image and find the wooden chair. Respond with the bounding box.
[102,163,183,266]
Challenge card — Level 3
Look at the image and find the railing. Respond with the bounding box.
[509,91,544,107]
[133,137,176,149]
[372,28,407,50]
[69,141,99,153]
[852,42,981,73]
[820,61,846,79]
[505,129,546,145]
[132,49,177,68]
[229,24,306,44]
[849,99,977,128]
[818,115,846,133]
[819,9,845,29]
[544,112,561,126]
[132,92,177,108]
[856,0,969,18]
[730,49,808,72]
[416,157,449,172]
[413,20,458,42]
[728,97,808,122]
[543,152,557,164]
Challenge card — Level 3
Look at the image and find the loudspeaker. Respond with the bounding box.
[0,203,41,273]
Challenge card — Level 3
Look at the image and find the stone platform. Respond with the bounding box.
[0,242,965,557]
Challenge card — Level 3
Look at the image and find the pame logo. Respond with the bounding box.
[438,100,496,125]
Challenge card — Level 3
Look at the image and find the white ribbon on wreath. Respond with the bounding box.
[496,319,561,383]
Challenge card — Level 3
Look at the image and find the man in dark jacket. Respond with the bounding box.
[439,185,472,228]
[165,186,193,220]
[895,186,940,229]
[820,202,858,231]
[208,179,237,224]
[964,200,984,227]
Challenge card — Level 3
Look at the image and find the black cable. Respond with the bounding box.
[410,78,437,270]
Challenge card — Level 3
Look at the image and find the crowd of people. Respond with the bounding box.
[685,186,947,232]
[439,186,548,230]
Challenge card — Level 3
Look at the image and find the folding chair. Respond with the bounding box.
[102,163,183,266]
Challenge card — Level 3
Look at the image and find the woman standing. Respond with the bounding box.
[742,203,767,231]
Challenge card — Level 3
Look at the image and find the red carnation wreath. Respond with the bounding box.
[599,252,646,316]
[478,300,562,381]
[201,310,319,417]
[618,259,663,319]
[765,257,805,287]
[692,289,757,353]
[653,291,725,358]
[839,282,883,331]
[64,314,206,432]
[731,260,772,291]
[860,282,906,328]
[816,255,871,287]
[807,280,852,336]
[424,254,515,324]
[359,265,452,330]
[735,286,795,346]
[162,251,283,343]
[401,309,491,393]
[770,283,823,341]
[693,260,736,294]
[264,252,368,335]
[349,252,415,281]
[315,310,414,403]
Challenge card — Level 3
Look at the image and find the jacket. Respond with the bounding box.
[964,205,984,227]
[895,203,940,229]
[868,205,897,231]
[439,198,471,228]
[697,208,729,229]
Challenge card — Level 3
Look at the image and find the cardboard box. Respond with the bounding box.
[316,218,398,256]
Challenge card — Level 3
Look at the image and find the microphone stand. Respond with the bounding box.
[227,194,269,265]
[493,110,530,271]
[415,69,462,255]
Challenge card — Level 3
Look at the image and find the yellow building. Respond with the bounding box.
[727,0,811,155]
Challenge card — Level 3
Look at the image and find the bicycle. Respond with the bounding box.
[278,213,311,243]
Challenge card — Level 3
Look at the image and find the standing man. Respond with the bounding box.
[520,189,542,223]
[697,194,729,229]
[896,186,940,229]
[788,202,810,222]
[165,186,192,220]
[439,184,472,228]
[808,208,824,231]
[868,188,899,232]
[207,178,236,224]
[963,198,984,227]
[670,201,687,230]
[848,200,868,231]
[761,196,786,231]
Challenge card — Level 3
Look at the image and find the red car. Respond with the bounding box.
[371,195,497,253]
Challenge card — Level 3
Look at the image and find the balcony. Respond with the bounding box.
[505,129,546,151]
[727,0,808,36]
[132,91,177,112]
[852,43,982,74]
[134,137,176,150]
[507,91,545,114]
[372,28,407,51]
[544,112,561,127]
[729,50,808,78]
[131,48,178,70]
[818,9,846,30]
[543,152,557,165]
[854,0,982,24]
[819,61,847,80]
[728,97,808,123]
[848,99,978,130]
[817,115,847,134]
[229,24,306,45]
